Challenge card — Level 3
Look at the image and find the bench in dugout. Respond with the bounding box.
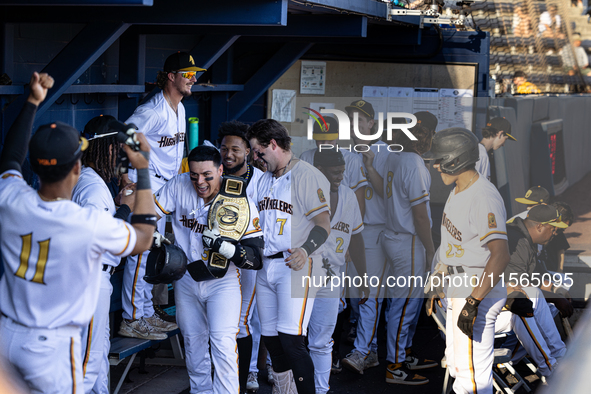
[108,266,184,394]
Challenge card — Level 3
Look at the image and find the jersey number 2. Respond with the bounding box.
[15,233,50,284]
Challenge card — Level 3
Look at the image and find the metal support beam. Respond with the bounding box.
[191,34,240,81]
[136,15,367,38]
[0,0,288,25]
[1,24,14,78]
[228,42,313,120]
[297,0,387,19]
[209,48,233,144]
[3,21,130,129]
[0,0,152,4]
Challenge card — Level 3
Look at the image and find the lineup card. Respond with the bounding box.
[362,86,474,131]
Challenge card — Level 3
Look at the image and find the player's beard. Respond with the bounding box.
[224,158,245,175]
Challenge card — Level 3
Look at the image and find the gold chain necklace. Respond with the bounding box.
[459,171,478,193]
[163,91,178,116]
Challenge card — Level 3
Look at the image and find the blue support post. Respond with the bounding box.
[209,48,233,145]
[191,35,240,81]
[228,42,313,120]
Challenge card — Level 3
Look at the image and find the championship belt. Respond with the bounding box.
[187,175,250,282]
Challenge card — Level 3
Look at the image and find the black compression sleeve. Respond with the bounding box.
[230,236,264,270]
[0,102,38,174]
[301,225,329,256]
[114,204,131,221]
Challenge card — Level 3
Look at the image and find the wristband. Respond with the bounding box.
[136,168,151,191]
[301,225,328,256]
[130,214,158,227]
[114,204,131,221]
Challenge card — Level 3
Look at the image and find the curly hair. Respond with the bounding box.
[217,120,250,148]
[553,201,574,225]
[81,115,119,183]
[156,71,170,90]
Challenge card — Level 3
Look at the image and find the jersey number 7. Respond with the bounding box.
[15,233,50,285]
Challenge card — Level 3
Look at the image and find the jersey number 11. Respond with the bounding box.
[15,233,50,285]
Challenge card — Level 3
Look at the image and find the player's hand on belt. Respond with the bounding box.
[286,248,308,271]
[27,72,54,106]
[117,183,136,210]
[124,132,150,169]
[203,222,236,259]
[457,295,481,337]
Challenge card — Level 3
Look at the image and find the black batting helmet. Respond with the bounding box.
[423,127,479,175]
[144,244,188,284]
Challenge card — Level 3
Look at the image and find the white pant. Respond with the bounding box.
[175,269,242,394]
[382,232,425,364]
[249,303,262,372]
[348,225,386,355]
[81,271,113,394]
[0,316,82,394]
[495,286,565,376]
[122,175,166,321]
[256,255,323,337]
[445,268,506,394]
[238,269,257,339]
[308,267,341,394]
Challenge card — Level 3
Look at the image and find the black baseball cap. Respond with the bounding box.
[163,52,206,72]
[515,186,550,205]
[345,100,375,120]
[414,111,438,132]
[83,114,117,140]
[487,117,516,141]
[313,116,339,141]
[30,122,88,167]
[527,204,568,228]
[314,147,345,168]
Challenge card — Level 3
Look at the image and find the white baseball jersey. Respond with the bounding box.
[256,160,330,257]
[153,173,262,265]
[126,91,186,182]
[71,166,120,268]
[325,184,364,268]
[244,165,265,205]
[475,143,491,180]
[300,148,368,192]
[384,152,432,235]
[357,141,389,226]
[439,175,508,268]
[0,170,136,328]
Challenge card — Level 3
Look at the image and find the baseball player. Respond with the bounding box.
[475,117,516,180]
[413,111,438,136]
[247,119,331,394]
[382,125,437,385]
[341,100,389,374]
[216,120,265,391]
[120,51,204,337]
[423,127,510,394]
[308,148,367,394]
[153,145,263,394]
[0,72,156,394]
[497,204,573,376]
[73,115,152,394]
[299,116,367,215]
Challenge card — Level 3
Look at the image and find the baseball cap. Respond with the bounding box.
[345,100,375,120]
[163,52,206,72]
[29,122,88,167]
[83,114,117,140]
[313,116,339,141]
[527,204,569,228]
[487,117,516,141]
[414,111,438,132]
[314,147,345,168]
[515,186,550,205]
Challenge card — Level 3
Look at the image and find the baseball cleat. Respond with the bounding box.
[154,305,177,323]
[331,351,342,374]
[341,351,366,374]
[118,318,168,341]
[346,325,357,344]
[145,314,178,332]
[266,364,274,385]
[386,363,429,385]
[405,353,438,370]
[364,351,379,369]
[246,371,259,392]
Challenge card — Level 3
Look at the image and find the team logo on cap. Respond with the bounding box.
[189,55,195,65]
[317,189,326,203]
[356,100,366,107]
[487,123,492,127]
[488,213,497,229]
[525,190,532,198]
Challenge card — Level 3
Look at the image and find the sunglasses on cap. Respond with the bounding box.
[540,216,569,229]
[171,71,197,79]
